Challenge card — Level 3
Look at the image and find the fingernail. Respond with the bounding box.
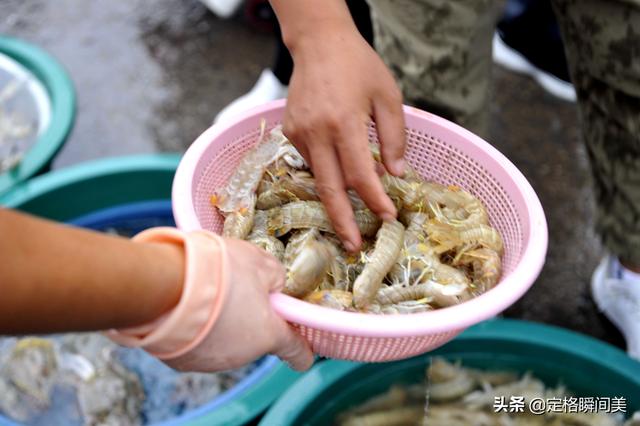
[344,240,357,252]
[381,212,395,222]
[394,159,406,175]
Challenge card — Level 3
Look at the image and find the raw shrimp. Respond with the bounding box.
[467,369,518,387]
[279,171,320,202]
[455,248,502,294]
[347,190,369,211]
[353,220,405,308]
[429,357,465,382]
[256,168,276,197]
[343,251,367,292]
[304,289,353,310]
[463,373,545,407]
[274,135,307,170]
[256,170,319,210]
[255,187,290,210]
[428,359,476,401]
[267,201,381,238]
[376,281,468,307]
[276,171,369,210]
[283,228,319,268]
[367,300,433,314]
[336,357,639,426]
[247,234,285,261]
[213,122,282,214]
[321,234,350,290]
[5,338,56,405]
[406,181,452,213]
[214,124,293,239]
[285,235,333,297]
[437,186,489,226]
[429,373,476,402]
[381,174,425,210]
[414,249,470,285]
[386,212,428,284]
[213,125,507,315]
[427,222,504,254]
[246,210,286,259]
[338,387,411,423]
[375,283,435,305]
[256,161,288,195]
[399,211,429,246]
[249,210,269,236]
[222,201,255,239]
[388,243,470,288]
[339,406,424,426]
[424,406,497,426]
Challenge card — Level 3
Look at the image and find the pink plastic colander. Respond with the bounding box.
[172,99,548,362]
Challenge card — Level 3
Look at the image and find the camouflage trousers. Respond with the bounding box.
[368,0,640,264]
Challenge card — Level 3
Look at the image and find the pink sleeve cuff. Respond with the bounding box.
[106,227,229,360]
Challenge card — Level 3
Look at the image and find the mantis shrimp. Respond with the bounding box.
[211,121,506,314]
[267,201,381,238]
[426,222,504,255]
[336,358,637,426]
[353,220,405,308]
[285,238,333,297]
[282,229,336,298]
[245,210,285,260]
[454,248,502,294]
[376,281,469,308]
[215,124,302,239]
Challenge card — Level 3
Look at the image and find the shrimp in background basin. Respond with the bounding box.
[336,358,637,426]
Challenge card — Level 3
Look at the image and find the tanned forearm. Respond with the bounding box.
[0,208,184,334]
[270,0,357,54]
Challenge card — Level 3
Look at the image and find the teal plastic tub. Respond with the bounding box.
[0,155,302,425]
[0,36,76,196]
[0,154,178,215]
[260,319,640,425]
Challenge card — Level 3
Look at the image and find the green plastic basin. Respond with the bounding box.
[260,319,640,425]
[0,154,178,216]
[0,36,76,196]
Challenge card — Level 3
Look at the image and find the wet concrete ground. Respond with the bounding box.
[1,1,625,349]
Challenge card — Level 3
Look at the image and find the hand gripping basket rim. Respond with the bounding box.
[172,99,548,338]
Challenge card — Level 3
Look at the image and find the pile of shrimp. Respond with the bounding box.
[211,121,504,313]
[337,357,640,426]
[0,78,35,173]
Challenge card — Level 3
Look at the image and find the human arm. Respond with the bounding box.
[0,208,313,371]
[0,208,184,334]
[270,0,407,252]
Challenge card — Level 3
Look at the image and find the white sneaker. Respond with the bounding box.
[199,0,243,19]
[214,69,288,124]
[492,32,577,103]
[591,255,640,360]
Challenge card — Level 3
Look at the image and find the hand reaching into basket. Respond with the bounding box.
[0,209,314,372]
[271,0,407,252]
